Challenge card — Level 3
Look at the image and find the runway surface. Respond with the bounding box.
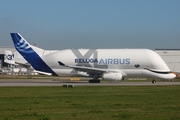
[0,79,180,86]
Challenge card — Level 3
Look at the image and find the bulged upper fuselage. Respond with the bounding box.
[42,49,175,79]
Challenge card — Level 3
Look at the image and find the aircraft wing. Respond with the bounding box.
[58,61,127,77]
[58,61,109,75]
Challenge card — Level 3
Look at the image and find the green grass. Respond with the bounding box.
[0,86,180,120]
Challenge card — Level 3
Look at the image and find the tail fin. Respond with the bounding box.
[4,50,15,64]
[10,33,44,56]
[10,33,57,76]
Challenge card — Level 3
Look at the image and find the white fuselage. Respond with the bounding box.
[41,49,175,79]
[11,33,175,82]
[10,33,176,80]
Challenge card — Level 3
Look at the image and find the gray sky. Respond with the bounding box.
[0,0,180,50]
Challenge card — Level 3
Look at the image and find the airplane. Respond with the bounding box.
[4,50,31,68]
[10,33,176,83]
[4,50,16,65]
[4,50,55,75]
[4,50,35,74]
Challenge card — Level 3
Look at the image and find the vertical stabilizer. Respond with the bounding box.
[4,50,15,64]
[10,33,57,75]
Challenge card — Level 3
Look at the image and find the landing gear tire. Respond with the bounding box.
[89,79,100,83]
[152,79,156,84]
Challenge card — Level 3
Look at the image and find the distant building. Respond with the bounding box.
[0,46,16,67]
[155,49,180,72]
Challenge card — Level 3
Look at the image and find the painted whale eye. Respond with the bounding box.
[134,64,140,68]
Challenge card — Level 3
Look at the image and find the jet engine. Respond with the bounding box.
[102,73,123,81]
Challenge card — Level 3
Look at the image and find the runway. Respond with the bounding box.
[0,79,180,86]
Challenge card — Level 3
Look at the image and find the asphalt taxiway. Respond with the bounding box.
[0,79,180,86]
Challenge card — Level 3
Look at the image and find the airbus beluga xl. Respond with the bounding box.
[10,33,176,83]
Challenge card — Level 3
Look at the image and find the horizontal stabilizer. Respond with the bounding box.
[35,70,52,76]
[15,62,31,68]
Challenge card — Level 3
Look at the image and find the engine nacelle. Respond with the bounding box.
[102,73,123,81]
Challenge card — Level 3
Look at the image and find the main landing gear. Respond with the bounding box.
[89,74,101,83]
[152,79,156,84]
[89,79,100,83]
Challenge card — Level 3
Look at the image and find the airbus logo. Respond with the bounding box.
[99,58,130,65]
[71,49,130,69]
[75,58,130,65]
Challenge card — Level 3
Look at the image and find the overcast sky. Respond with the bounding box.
[0,0,180,50]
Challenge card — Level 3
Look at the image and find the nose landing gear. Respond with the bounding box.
[152,79,156,84]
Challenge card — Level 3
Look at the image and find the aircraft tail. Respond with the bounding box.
[11,33,44,56]
[4,50,15,65]
[10,33,57,76]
